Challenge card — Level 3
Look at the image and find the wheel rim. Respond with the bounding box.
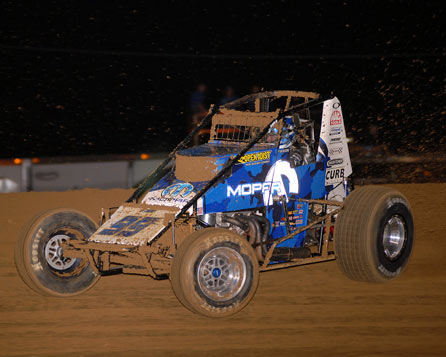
[44,234,76,270]
[197,247,247,302]
[382,215,407,261]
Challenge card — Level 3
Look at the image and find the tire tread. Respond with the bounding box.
[334,186,408,282]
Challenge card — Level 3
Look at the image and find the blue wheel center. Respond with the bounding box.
[212,268,221,278]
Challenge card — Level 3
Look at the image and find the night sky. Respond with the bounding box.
[1,1,445,158]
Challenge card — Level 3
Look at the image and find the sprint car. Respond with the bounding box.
[15,90,414,317]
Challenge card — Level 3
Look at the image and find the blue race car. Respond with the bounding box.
[15,90,414,317]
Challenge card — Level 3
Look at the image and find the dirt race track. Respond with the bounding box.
[1,184,446,356]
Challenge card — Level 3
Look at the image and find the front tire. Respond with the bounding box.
[15,208,100,297]
[170,228,259,317]
[334,186,414,282]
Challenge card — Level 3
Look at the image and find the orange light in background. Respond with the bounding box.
[32,158,40,164]
[13,158,22,165]
[140,153,150,160]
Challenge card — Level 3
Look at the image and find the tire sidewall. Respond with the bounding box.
[370,195,414,280]
[180,229,259,317]
[193,241,254,308]
[22,210,99,296]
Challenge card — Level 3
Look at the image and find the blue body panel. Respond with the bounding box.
[146,141,329,249]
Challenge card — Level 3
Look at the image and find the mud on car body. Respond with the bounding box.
[15,90,414,317]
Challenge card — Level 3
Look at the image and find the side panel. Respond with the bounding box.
[317,97,352,201]
[204,150,326,214]
[204,148,327,248]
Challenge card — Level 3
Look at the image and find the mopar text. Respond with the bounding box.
[227,182,282,197]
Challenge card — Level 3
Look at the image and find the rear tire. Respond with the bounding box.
[15,208,100,296]
[171,228,259,317]
[334,186,414,282]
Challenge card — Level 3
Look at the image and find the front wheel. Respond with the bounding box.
[334,186,414,282]
[15,208,100,297]
[170,228,259,317]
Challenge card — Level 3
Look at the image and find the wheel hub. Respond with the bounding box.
[44,234,76,270]
[197,247,247,302]
[212,268,221,278]
[382,215,406,261]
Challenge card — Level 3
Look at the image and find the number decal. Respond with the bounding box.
[99,216,139,235]
[99,215,160,237]
[120,217,160,237]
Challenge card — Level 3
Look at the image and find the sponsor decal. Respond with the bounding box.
[161,182,193,198]
[325,167,345,185]
[327,158,344,167]
[329,127,342,136]
[226,160,300,207]
[330,110,342,126]
[142,195,190,208]
[272,205,306,228]
[330,137,341,143]
[227,182,282,197]
[264,160,299,205]
[142,182,195,208]
[329,146,343,156]
[237,150,271,164]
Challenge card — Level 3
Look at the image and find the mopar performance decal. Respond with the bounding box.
[223,159,302,207]
[204,159,326,214]
[237,150,271,165]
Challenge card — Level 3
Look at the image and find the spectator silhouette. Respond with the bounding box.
[190,83,208,115]
[218,86,237,106]
[189,83,209,145]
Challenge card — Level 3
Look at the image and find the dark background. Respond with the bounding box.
[1,0,445,158]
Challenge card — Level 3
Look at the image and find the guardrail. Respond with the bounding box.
[0,154,166,193]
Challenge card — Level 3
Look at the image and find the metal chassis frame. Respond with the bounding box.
[62,240,167,279]
[259,198,343,272]
[62,198,342,277]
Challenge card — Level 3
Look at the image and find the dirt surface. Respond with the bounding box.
[1,184,446,356]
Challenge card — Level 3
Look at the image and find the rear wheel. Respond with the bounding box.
[334,186,414,282]
[171,228,259,317]
[15,208,100,296]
